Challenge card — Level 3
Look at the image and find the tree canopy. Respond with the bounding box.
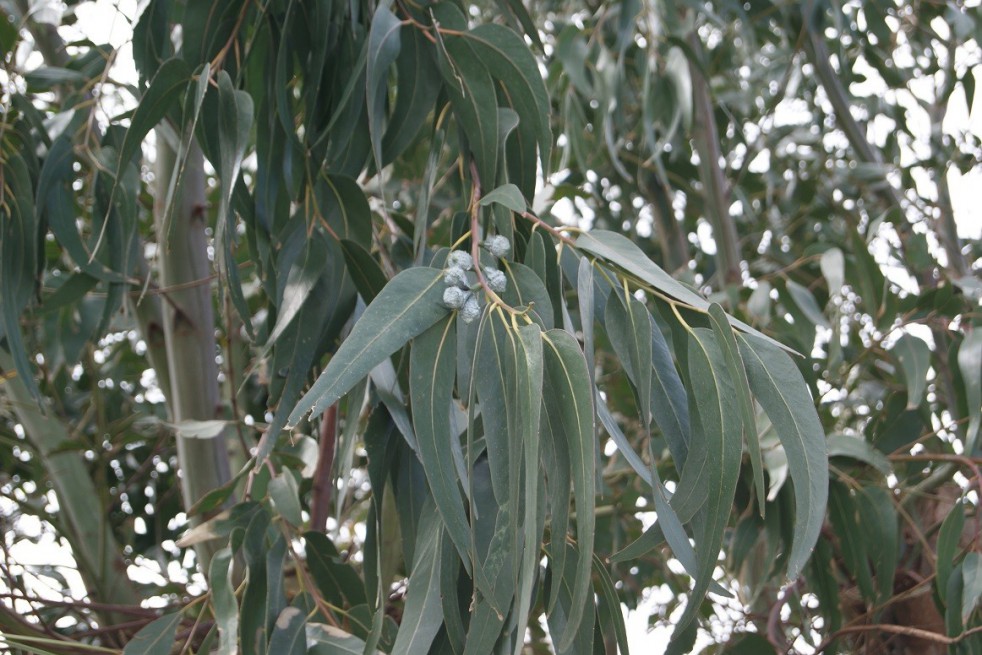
[0,0,979,653]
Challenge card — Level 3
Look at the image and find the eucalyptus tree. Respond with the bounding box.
[0,1,977,654]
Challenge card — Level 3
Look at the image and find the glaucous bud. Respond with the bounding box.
[461,295,481,323]
[484,267,507,293]
[485,235,511,258]
[443,286,470,309]
[447,250,474,271]
[444,266,468,288]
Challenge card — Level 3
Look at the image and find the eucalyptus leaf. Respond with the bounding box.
[541,329,595,650]
[288,268,450,426]
[739,333,827,581]
[410,315,472,573]
[479,183,527,214]
[123,612,181,655]
[575,230,793,353]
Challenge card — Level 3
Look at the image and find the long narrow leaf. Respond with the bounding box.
[739,333,828,581]
[287,267,450,426]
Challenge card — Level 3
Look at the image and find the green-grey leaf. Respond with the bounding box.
[937,502,965,602]
[267,607,306,655]
[433,13,499,188]
[367,4,402,172]
[826,434,892,476]
[118,58,190,175]
[209,546,238,655]
[575,230,793,353]
[649,311,690,470]
[382,28,441,164]
[604,292,653,426]
[675,328,741,631]
[541,329,595,650]
[391,504,443,655]
[123,612,181,655]
[512,323,544,655]
[268,473,303,526]
[410,315,471,575]
[592,554,631,655]
[893,333,931,409]
[963,553,982,623]
[0,151,40,402]
[708,303,764,515]
[785,279,831,329]
[341,239,387,303]
[287,268,450,426]
[307,624,376,655]
[739,333,828,580]
[464,24,551,176]
[857,486,898,603]
[595,393,650,486]
[479,183,527,214]
[958,328,981,454]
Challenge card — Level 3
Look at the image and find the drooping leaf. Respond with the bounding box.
[575,230,792,353]
[462,23,551,177]
[214,70,255,335]
[595,396,650,485]
[592,555,630,655]
[674,328,742,633]
[893,333,931,409]
[937,501,965,603]
[958,328,981,454]
[268,472,302,526]
[117,58,190,179]
[856,486,899,602]
[0,150,40,401]
[287,267,450,426]
[391,503,443,655]
[739,333,828,581]
[210,546,238,655]
[366,4,402,172]
[541,328,595,650]
[604,291,653,426]
[785,279,831,329]
[267,607,306,655]
[826,434,892,476]
[546,543,595,655]
[432,5,500,187]
[649,310,691,470]
[123,612,182,655]
[512,323,544,655]
[708,303,764,514]
[340,240,388,303]
[382,28,442,164]
[479,183,527,214]
[828,481,875,603]
[963,553,982,623]
[307,623,376,655]
[410,315,471,574]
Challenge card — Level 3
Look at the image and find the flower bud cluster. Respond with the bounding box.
[442,249,479,322]
[441,236,511,323]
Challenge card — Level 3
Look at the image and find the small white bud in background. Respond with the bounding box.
[444,266,468,288]
[447,250,474,271]
[485,235,511,258]
[461,295,481,323]
[484,267,507,293]
[443,286,470,309]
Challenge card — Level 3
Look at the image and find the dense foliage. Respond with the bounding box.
[0,0,979,653]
